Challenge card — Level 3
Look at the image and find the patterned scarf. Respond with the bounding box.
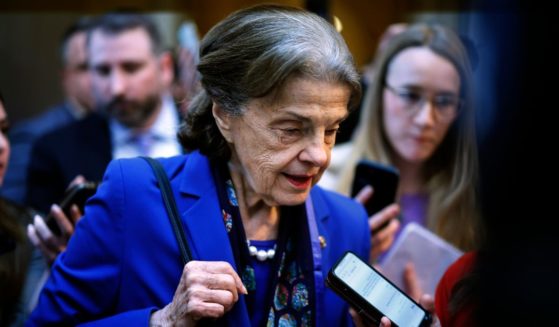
[211,163,315,327]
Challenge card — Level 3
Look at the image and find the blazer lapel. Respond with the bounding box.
[310,187,331,242]
[175,152,250,325]
[177,153,234,263]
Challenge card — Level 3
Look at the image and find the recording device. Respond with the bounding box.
[326,251,432,327]
[351,160,399,219]
[46,181,99,236]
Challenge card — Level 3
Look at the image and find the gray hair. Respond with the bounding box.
[179,4,361,161]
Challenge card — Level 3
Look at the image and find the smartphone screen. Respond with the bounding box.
[351,160,399,217]
[330,252,430,327]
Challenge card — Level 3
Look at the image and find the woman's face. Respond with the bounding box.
[221,77,350,207]
[0,101,10,186]
[382,46,461,165]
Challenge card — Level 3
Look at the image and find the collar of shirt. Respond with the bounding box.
[110,95,182,159]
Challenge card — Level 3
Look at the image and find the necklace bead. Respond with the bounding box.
[247,240,276,261]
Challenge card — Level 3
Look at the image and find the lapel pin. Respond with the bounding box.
[318,235,327,249]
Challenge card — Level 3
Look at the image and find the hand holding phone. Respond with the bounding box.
[326,251,432,327]
[351,160,399,217]
[45,181,98,236]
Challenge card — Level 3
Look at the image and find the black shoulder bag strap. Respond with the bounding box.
[141,157,192,265]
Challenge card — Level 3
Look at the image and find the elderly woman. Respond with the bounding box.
[28,5,371,326]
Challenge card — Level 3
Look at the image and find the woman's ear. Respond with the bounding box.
[212,102,233,143]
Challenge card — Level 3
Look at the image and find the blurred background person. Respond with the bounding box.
[171,19,201,116]
[336,23,407,145]
[435,5,558,325]
[321,23,483,299]
[25,12,185,272]
[0,90,47,327]
[0,17,95,205]
[25,12,180,216]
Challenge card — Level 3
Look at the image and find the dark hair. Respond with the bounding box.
[178,4,361,162]
[87,12,164,54]
[59,17,94,65]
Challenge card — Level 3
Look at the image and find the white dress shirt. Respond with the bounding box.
[110,95,182,159]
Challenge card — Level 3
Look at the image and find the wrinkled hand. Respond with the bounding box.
[150,261,247,326]
[354,185,400,262]
[27,204,82,265]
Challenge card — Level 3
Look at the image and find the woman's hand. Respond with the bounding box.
[403,262,423,302]
[353,294,440,327]
[379,294,441,327]
[26,175,88,265]
[354,185,400,262]
[27,203,83,265]
[150,261,248,326]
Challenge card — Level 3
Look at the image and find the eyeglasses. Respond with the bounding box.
[384,83,462,123]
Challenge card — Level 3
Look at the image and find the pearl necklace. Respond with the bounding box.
[247,240,277,262]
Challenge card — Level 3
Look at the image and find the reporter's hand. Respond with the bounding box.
[149,261,248,326]
[403,262,423,302]
[418,294,441,327]
[373,295,441,327]
[68,174,86,189]
[354,185,400,262]
[27,203,82,265]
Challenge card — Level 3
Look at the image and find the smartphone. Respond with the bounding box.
[351,160,399,217]
[46,181,99,236]
[326,251,432,327]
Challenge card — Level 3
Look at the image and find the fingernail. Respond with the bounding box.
[242,284,248,295]
[52,204,60,212]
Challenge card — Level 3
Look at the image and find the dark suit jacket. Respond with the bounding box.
[27,152,370,326]
[1,102,77,204]
[25,113,112,214]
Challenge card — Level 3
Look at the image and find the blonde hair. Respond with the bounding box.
[337,23,482,250]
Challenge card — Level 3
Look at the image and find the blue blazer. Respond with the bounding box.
[27,151,369,326]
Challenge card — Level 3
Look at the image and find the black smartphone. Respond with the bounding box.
[351,160,399,217]
[46,181,99,236]
[326,251,432,327]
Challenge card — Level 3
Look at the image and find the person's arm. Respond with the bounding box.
[148,260,247,326]
[27,160,131,325]
[28,159,247,326]
[378,295,441,327]
[27,176,87,265]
